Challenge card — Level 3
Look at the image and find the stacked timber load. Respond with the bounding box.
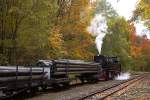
[0,66,46,84]
[51,60,101,75]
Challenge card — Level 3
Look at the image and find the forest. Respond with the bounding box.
[0,0,150,71]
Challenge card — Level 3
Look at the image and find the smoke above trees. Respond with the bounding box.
[87,14,107,54]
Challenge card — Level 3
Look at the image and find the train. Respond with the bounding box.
[0,55,121,97]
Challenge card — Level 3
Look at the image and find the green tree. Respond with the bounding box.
[16,0,58,64]
[102,17,132,70]
[94,0,118,19]
[0,0,58,65]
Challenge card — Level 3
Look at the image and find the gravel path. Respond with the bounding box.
[111,73,150,100]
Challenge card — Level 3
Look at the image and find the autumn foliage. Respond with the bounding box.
[0,0,97,65]
[130,22,150,71]
[0,0,149,72]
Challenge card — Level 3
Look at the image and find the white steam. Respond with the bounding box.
[87,14,107,54]
[115,72,131,80]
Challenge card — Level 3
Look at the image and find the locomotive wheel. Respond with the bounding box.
[62,82,69,87]
[93,79,99,83]
[103,72,108,81]
[86,78,92,83]
[88,79,98,83]
[104,76,108,81]
[51,84,60,89]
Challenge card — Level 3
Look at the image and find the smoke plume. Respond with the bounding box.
[87,14,107,54]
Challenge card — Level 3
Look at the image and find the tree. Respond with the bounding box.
[131,35,150,71]
[53,0,97,60]
[47,26,66,59]
[16,0,59,64]
[0,0,97,65]
[133,0,150,29]
[0,0,59,65]
[101,17,132,70]
[94,0,118,19]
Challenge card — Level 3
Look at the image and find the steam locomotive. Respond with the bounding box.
[0,55,121,97]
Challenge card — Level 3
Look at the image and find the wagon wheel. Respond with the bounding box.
[51,84,60,89]
[80,78,85,84]
[62,82,70,88]
[3,90,13,96]
[41,85,47,91]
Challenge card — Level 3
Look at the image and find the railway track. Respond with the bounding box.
[0,88,28,100]
[0,74,146,100]
[72,74,146,100]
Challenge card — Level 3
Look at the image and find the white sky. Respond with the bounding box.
[107,0,138,20]
[107,0,150,39]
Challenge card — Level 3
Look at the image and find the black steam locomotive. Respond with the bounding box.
[0,55,121,97]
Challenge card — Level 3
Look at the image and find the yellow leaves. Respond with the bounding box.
[139,0,150,20]
[48,34,62,49]
[134,0,150,27]
[48,26,66,59]
[128,22,136,34]
[48,27,63,49]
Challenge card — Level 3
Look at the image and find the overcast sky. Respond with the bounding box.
[107,0,138,20]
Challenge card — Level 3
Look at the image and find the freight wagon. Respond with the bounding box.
[0,55,121,98]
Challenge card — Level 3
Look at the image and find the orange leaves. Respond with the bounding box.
[47,0,96,60]
[130,45,141,58]
[130,26,150,59]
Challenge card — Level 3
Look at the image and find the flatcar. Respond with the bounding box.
[36,55,121,87]
[0,66,47,96]
[36,59,101,88]
[0,55,121,97]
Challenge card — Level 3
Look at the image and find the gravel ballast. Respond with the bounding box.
[111,74,150,100]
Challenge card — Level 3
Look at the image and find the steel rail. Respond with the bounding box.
[100,75,145,100]
[73,74,146,100]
